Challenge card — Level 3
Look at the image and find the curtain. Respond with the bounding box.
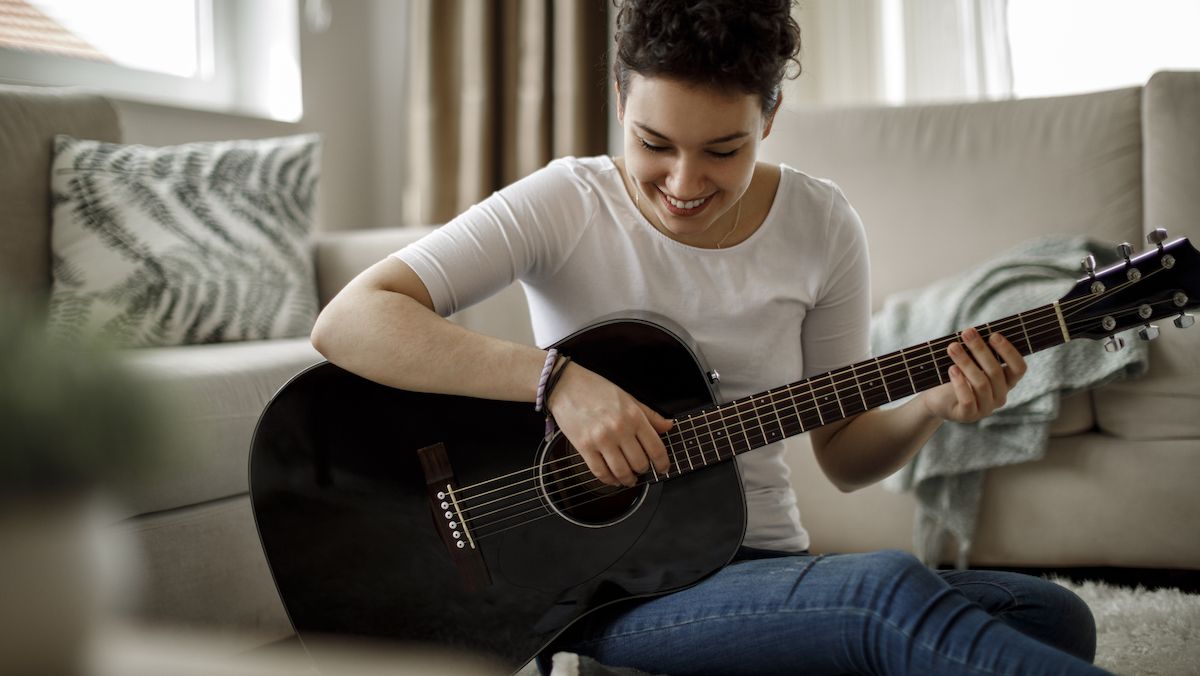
[785,0,1013,108]
[403,0,609,225]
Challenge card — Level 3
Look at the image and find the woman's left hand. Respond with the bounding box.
[919,327,1027,424]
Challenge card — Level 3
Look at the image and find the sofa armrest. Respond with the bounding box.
[312,225,537,347]
[312,225,437,306]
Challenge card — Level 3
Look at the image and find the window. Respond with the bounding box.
[0,0,302,122]
[1008,0,1200,98]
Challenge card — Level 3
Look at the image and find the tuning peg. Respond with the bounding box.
[1081,254,1097,276]
[1104,336,1126,352]
[1118,242,1134,263]
[1137,325,1160,341]
[1147,227,1169,251]
[1176,314,1195,329]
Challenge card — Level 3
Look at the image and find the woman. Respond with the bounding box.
[312,1,1105,673]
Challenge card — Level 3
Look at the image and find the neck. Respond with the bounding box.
[646,302,1067,481]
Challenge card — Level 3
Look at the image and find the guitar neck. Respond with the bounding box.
[654,302,1068,477]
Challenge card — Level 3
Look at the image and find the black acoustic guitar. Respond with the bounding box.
[249,232,1197,671]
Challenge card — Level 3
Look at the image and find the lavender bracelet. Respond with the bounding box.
[534,348,558,412]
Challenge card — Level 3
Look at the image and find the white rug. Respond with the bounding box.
[1051,578,1200,676]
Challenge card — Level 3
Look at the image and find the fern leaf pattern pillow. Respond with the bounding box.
[48,134,321,347]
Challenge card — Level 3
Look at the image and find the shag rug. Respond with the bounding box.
[529,579,1200,676]
[1051,577,1200,676]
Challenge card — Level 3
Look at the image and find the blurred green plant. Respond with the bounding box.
[0,304,163,497]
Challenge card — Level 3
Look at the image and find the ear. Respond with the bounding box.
[762,92,783,139]
[614,79,625,123]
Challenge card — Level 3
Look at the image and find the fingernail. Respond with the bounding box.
[963,327,978,341]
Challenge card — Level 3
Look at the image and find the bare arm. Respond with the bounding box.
[811,327,1027,492]
[311,256,673,487]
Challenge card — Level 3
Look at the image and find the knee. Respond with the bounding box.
[1046,582,1097,663]
[863,549,930,579]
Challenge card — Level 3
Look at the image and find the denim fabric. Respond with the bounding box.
[550,548,1106,675]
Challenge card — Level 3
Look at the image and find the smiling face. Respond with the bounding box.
[618,74,775,247]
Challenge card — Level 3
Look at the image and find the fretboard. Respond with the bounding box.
[650,302,1068,481]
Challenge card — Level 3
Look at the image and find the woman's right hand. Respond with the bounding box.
[545,363,675,487]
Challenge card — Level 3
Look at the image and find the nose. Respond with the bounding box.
[664,155,706,199]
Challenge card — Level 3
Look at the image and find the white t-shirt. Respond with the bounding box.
[391,155,871,552]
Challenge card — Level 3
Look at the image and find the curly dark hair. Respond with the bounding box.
[613,0,802,114]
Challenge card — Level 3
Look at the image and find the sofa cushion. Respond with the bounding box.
[115,338,323,516]
[47,134,321,347]
[0,85,121,305]
[761,86,1144,311]
[1093,325,1200,440]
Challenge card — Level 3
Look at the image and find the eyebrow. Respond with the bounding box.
[634,122,750,145]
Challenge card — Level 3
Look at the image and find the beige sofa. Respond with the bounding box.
[2,71,1197,647]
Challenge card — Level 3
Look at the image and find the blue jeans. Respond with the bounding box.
[548,548,1106,675]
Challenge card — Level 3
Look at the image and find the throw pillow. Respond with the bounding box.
[47,133,321,347]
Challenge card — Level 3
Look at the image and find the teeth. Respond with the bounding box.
[666,194,707,210]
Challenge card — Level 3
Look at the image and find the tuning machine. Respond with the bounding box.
[1148,228,1177,269]
[1137,325,1160,341]
[1081,255,1105,294]
[1117,242,1142,281]
[1176,314,1196,329]
[1147,227,1169,250]
[1104,336,1126,352]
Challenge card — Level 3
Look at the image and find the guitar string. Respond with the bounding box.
[464,271,1178,535]
[456,297,1169,529]
[452,283,1160,520]
[455,310,1041,512]
[468,298,1175,540]
[451,259,1161,509]
[451,277,1148,509]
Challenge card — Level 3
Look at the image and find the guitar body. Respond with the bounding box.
[249,317,747,668]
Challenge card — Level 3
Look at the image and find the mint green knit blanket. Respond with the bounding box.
[872,235,1149,568]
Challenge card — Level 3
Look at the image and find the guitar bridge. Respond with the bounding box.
[417,442,491,592]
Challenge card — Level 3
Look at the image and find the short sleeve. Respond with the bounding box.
[800,183,872,378]
[390,159,598,317]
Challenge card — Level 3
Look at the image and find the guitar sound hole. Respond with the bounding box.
[536,432,646,527]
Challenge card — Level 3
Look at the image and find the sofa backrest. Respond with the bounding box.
[0,84,121,307]
[761,85,1146,308]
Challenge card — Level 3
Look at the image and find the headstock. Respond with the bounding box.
[1058,228,1199,349]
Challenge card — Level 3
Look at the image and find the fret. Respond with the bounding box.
[851,364,869,411]
[783,385,810,433]
[928,340,946,385]
[724,399,752,456]
[699,410,729,465]
[812,375,842,424]
[678,416,697,471]
[794,380,823,430]
[872,356,894,403]
[898,346,918,396]
[1015,311,1033,355]
[769,390,788,440]
[734,398,755,454]
[737,397,768,449]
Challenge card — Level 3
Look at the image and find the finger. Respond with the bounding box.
[636,421,670,474]
[603,443,640,487]
[989,332,1027,387]
[962,328,1005,393]
[639,402,676,434]
[948,336,993,412]
[947,365,977,419]
[576,445,619,487]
